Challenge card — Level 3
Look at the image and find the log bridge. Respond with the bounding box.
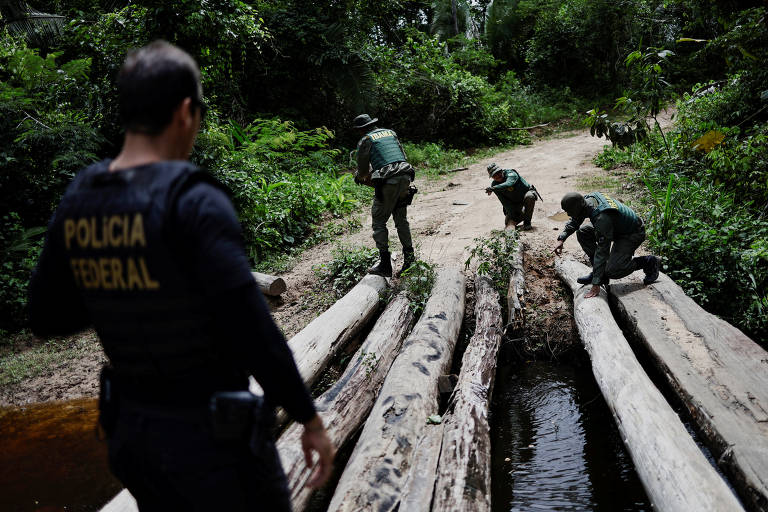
[102,253,766,512]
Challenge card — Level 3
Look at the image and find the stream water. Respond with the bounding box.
[2,356,652,511]
[491,355,651,511]
[0,398,121,512]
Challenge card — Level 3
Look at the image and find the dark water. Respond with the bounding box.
[0,398,121,512]
[491,358,651,512]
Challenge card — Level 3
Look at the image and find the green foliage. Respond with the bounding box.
[464,229,519,297]
[397,260,437,317]
[313,245,379,298]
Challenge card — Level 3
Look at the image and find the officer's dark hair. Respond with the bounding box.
[117,41,203,135]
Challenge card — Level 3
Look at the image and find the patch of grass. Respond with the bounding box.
[575,173,623,195]
[313,244,380,299]
[0,331,100,388]
[396,260,437,317]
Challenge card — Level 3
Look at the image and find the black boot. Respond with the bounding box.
[577,273,593,285]
[642,255,660,285]
[397,248,416,277]
[368,250,392,278]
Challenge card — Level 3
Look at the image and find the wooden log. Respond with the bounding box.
[609,271,768,512]
[99,489,136,512]
[252,271,286,296]
[289,273,387,388]
[505,237,524,332]
[432,274,502,512]
[555,258,744,512]
[277,294,414,511]
[327,268,466,512]
[400,424,444,511]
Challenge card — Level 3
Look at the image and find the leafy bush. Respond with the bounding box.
[397,260,436,317]
[313,245,379,298]
[464,229,519,299]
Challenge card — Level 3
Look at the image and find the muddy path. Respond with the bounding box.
[1,127,614,407]
[271,128,608,337]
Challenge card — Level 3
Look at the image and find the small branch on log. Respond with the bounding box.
[252,271,287,296]
[509,122,549,131]
[444,167,469,173]
[328,268,466,512]
[432,274,502,512]
[278,294,414,511]
[555,258,744,512]
[505,238,524,333]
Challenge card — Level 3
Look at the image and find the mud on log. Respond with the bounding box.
[610,272,768,512]
[556,258,745,512]
[432,274,502,512]
[252,271,287,296]
[328,267,466,512]
[277,294,414,511]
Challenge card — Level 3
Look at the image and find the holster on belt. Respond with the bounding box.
[209,391,272,452]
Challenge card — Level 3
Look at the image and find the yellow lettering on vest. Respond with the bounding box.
[110,258,126,290]
[64,219,76,250]
[87,259,100,289]
[98,258,112,289]
[76,218,89,248]
[122,215,130,246]
[129,213,146,247]
[69,258,82,287]
[89,217,103,249]
[139,258,159,289]
[126,258,144,290]
[108,216,122,248]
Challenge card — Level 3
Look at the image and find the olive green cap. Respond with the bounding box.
[487,163,503,178]
[561,192,585,217]
[353,114,378,129]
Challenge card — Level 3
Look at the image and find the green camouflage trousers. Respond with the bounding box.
[496,190,537,225]
[372,175,413,252]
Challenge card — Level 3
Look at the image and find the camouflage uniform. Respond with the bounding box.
[356,129,415,253]
[489,169,537,226]
[558,192,645,285]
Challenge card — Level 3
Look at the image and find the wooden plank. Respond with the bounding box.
[327,268,466,512]
[610,271,768,512]
[556,258,745,512]
[432,274,502,512]
[252,271,287,296]
[277,293,414,511]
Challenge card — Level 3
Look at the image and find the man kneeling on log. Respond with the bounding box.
[485,163,540,230]
[553,191,660,298]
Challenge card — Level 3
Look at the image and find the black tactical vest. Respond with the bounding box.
[366,128,407,170]
[55,160,243,401]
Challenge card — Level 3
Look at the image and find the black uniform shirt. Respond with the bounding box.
[29,160,316,423]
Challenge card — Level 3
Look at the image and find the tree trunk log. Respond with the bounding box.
[252,271,286,296]
[400,424,444,511]
[289,274,387,388]
[277,294,414,511]
[556,258,744,512]
[328,268,466,512]
[505,238,524,332]
[609,271,768,512]
[431,274,502,512]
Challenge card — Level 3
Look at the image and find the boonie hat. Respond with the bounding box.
[353,114,378,129]
[487,163,503,178]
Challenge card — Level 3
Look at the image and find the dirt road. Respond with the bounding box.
[272,128,610,336]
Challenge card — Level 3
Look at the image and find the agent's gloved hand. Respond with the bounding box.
[485,187,493,195]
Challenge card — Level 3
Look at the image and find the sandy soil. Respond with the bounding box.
[1,126,618,407]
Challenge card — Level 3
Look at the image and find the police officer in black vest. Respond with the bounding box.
[28,41,334,510]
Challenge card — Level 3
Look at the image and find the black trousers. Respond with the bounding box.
[107,407,291,511]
